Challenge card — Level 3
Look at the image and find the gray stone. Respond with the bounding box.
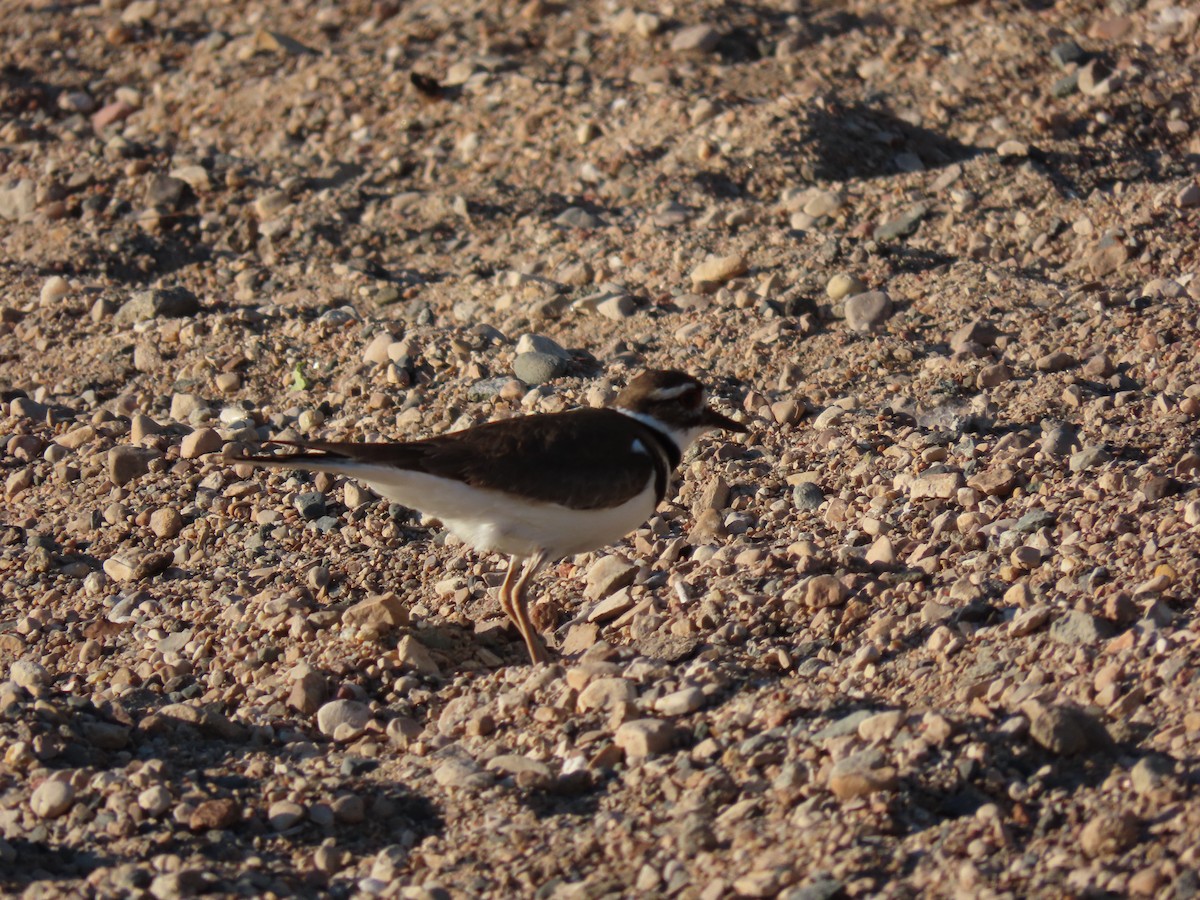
[1028,704,1112,755]
[813,710,875,741]
[1013,509,1056,533]
[791,482,825,510]
[145,174,188,209]
[1051,72,1079,98]
[1050,41,1085,68]
[783,877,844,900]
[873,205,927,241]
[513,351,567,385]
[1069,446,1111,473]
[316,699,371,738]
[467,377,513,401]
[433,757,493,789]
[108,446,159,485]
[844,291,893,331]
[114,287,200,324]
[554,207,605,229]
[294,492,326,520]
[1050,610,1115,645]
[1040,422,1079,457]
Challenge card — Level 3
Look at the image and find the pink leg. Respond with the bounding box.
[510,551,550,664]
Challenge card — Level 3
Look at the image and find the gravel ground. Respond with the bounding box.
[2,0,1200,897]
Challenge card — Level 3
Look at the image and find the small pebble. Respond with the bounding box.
[826,274,865,301]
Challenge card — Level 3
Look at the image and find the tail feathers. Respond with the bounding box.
[228,438,426,472]
[227,439,328,467]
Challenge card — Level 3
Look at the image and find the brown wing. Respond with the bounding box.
[233,409,665,510]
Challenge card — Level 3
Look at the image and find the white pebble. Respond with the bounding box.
[40,276,70,307]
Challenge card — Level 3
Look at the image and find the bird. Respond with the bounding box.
[228,369,746,664]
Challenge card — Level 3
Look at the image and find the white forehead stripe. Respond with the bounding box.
[645,383,698,401]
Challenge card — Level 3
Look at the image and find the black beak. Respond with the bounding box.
[702,406,748,433]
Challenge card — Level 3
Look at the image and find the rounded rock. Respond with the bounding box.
[316,699,371,738]
[149,507,184,539]
[40,276,70,307]
[180,427,222,459]
[791,482,825,511]
[513,351,567,385]
[844,291,893,332]
[31,780,75,818]
[1080,812,1139,857]
[10,659,50,691]
[138,785,172,816]
[826,273,865,300]
[269,800,305,831]
[802,574,847,609]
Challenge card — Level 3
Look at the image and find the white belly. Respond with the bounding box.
[353,466,658,560]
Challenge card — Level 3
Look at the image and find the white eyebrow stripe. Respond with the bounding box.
[646,384,696,401]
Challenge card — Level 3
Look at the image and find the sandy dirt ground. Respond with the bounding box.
[2,0,1200,896]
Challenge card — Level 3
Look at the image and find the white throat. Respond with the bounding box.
[616,408,702,454]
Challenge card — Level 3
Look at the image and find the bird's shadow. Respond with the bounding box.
[781,99,981,183]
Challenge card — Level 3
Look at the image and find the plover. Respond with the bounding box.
[230,369,746,663]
